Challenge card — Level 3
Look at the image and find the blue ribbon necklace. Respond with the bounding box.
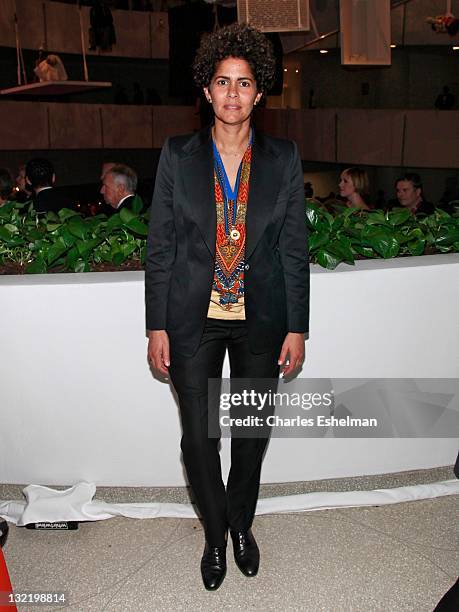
[212,129,252,241]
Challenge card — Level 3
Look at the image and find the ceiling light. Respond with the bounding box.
[319,49,328,54]
[453,46,459,50]
[295,69,299,73]
[284,68,288,72]
[390,44,396,48]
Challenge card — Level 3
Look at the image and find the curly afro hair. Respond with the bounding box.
[193,23,276,93]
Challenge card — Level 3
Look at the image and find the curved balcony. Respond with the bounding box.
[1,102,458,170]
[1,254,458,486]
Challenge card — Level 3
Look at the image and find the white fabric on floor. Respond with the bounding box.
[1,480,458,526]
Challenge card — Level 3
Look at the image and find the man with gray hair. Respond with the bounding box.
[100,163,139,211]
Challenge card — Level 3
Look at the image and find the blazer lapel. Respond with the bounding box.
[179,129,216,257]
[245,133,284,260]
[178,127,284,261]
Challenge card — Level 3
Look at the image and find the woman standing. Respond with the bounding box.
[146,24,309,590]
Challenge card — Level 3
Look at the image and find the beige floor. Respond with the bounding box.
[1,467,458,612]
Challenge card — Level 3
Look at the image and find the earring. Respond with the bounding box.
[207,97,212,103]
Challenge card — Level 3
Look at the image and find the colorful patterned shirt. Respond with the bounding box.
[207,134,252,319]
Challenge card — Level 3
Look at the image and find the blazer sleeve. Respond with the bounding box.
[145,138,177,330]
[278,140,310,334]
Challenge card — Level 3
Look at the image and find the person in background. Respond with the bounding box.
[0,168,13,207]
[338,167,371,210]
[304,181,314,199]
[14,165,33,203]
[391,173,435,215]
[100,163,140,212]
[25,158,73,214]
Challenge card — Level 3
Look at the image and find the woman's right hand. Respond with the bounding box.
[147,330,170,376]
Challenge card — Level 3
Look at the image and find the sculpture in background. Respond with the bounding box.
[33,55,68,82]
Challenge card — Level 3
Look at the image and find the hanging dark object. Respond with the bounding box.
[89,0,116,52]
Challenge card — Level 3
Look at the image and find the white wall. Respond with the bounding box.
[1,255,458,487]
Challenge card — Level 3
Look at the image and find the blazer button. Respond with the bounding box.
[244,264,250,270]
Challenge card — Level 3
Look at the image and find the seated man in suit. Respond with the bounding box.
[100,164,141,213]
[25,158,73,214]
[388,173,435,215]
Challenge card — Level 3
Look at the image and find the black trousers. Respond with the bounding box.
[169,318,281,546]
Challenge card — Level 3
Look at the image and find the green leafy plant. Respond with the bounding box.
[0,199,148,274]
[306,200,459,269]
[0,199,457,274]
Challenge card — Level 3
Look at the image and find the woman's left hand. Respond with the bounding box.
[278,332,305,377]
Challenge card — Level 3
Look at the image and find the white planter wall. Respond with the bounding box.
[1,254,458,487]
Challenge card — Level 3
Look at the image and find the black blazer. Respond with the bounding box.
[102,194,137,217]
[34,187,74,214]
[145,127,309,357]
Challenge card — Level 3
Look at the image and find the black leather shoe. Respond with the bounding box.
[230,529,260,577]
[201,543,227,591]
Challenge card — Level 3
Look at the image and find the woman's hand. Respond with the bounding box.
[148,330,170,376]
[278,332,305,377]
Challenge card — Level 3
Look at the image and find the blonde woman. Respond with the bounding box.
[339,167,371,210]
